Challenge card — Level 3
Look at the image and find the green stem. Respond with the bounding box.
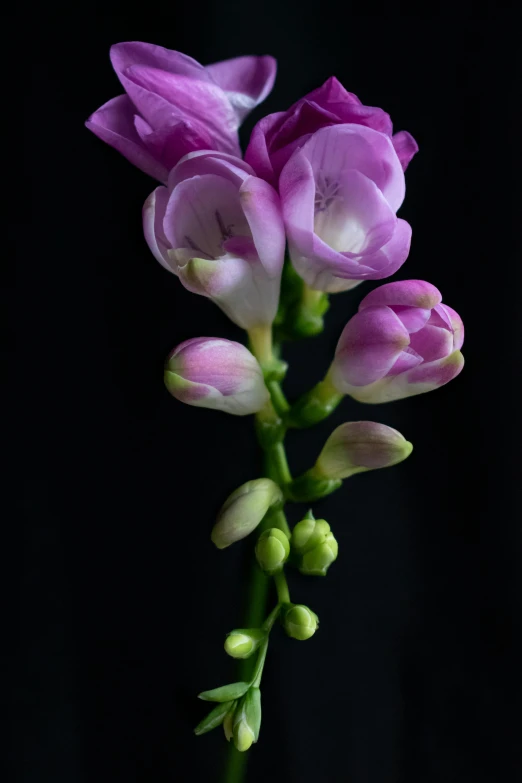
[273,570,291,604]
[268,507,291,539]
[267,380,290,416]
[266,443,292,489]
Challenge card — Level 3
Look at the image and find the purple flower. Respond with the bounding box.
[330,280,464,403]
[279,124,413,292]
[245,76,418,187]
[143,151,285,329]
[164,337,269,415]
[86,42,277,183]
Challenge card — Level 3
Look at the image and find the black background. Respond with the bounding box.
[19,8,521,783]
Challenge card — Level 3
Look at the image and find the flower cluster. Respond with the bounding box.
[88,41,464,759]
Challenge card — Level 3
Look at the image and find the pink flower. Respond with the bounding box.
[331,280,464,403]
[143,151,285,329]
[86,42,277,183]
[164,337,269,415]
[245,76,418,187]
[280,125,412,292]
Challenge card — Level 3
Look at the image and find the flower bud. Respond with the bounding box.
[164,337,269,416]
[224,628,265,659]
[291,512,331,554]
[300,532,339,576]
[283,604,319,641]
[233,687,262,752]
[211,478,283,549]
[315,421,413,480]
[255,528,290,574]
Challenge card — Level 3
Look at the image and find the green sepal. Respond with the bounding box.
[288,383,343,428]
[198,682,250,702]
[286,472,342,503]
[194,700,234,736]
[255,415,286,449]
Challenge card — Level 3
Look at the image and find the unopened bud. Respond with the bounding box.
[283,604,319,641]
[291,512,330,554]
[211,479,283,549]
[300,532,339,576]
[233,688,262,752]
[224,628,265,659]
[255,528,290,574]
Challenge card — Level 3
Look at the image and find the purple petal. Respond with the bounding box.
[313,168,395,255]
[408,325,454,362]
[111,41,208,81]
[359,280,442,310]
[125,65,239,150]
[299,124,406,212]
[389,305,432,333]
[244,112,286,185]
[297,77,393,135]
[240,176,286,277]
[406,350,465,388]
[164,175,250,258]
[143,186,175,271]
[168,151,253,191]
[344,218,413,280]
[333,306,410,387]
[86,95,169,182]
[134,115,227,171]
[386,348,423,376]
[440,304,465,350]
[392,130,419,171]
[206,55,277,122]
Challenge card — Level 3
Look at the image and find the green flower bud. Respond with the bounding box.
[194,700,234,736]
[211,479,283,549]
[300,531,339,576]
[283,604,319,641]
[291,512,331,554]
[233,687,262,752]
[255,528,290,574]
[223,702,236,742]
[224,628,266,659]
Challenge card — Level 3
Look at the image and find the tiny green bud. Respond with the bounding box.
[224,628,266,659]
[291,514,331,554]
[211,478,283,549]
[255,528,290,574]
[283,604,319,640]
[232,688,262,752]
[300,531,339,576]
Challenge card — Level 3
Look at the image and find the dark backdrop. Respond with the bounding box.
[19,8,521,783]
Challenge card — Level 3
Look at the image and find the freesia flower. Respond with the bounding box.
[144,151,285,329]
[330,280,464,402]
[164,337,269,415]
[86,42,276,183]
[245,76,418,187]
[279,124,413,292]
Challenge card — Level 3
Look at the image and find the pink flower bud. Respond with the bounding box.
[164,337,269,415]
[315,422,413,479]
[331,280,464,403]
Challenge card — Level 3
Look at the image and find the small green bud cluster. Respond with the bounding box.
[291,511,338,576]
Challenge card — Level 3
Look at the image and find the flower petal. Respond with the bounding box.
[333,306,410,387]
[244,112,286,185]
[206,55,277,123]
[390,305,432,333]
[299,124,406,212]
[168,151,253,191]
[359,279,442,310]
[240,176,285,277]
[164,175,250,258]
[143,186,175,271]
[86,95,169,182]
[392,130,419,171]
[408,325,454,362]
